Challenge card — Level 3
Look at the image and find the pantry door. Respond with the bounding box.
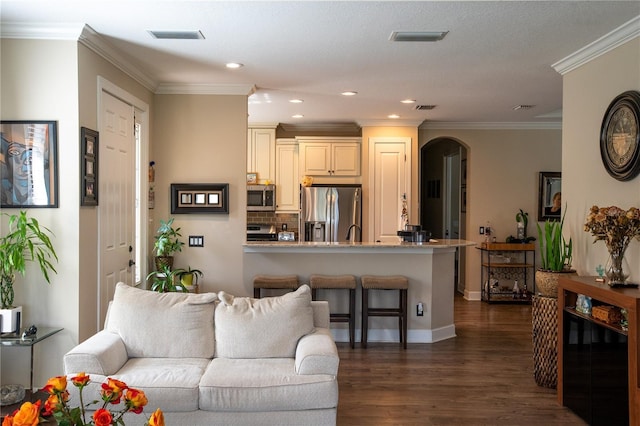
[369,137,411,242]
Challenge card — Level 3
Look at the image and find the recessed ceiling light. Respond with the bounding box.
[401,99,416,104]
[226,63,244,69]
[289,99,304,103]
[389,31,448,42]
[292,114,304,118]
[341,91,358,96]
[148,30,205,40]
[388,114,400,119]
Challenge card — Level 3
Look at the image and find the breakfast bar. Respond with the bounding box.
[243,240,475,344]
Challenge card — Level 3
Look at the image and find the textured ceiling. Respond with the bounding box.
[2,1,639,127]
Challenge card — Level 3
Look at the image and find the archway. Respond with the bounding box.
[420,137,468,293]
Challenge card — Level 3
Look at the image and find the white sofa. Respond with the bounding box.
[63,282,339,426]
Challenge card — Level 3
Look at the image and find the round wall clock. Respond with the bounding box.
[600,90,640,181]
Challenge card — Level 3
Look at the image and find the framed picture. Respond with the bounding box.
[537,171,561,222]
[247,172,257,184]
[171,183,229,214]
[0,120,59,208]
[80,127,99,206]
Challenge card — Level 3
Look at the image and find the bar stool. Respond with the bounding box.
[361,275,408,349]
[309,274,357,349]
[253,274,299,298]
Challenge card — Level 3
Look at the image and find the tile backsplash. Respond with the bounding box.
[247,212,299,234]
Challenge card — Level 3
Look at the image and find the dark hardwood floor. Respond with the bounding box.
[336,294,586,425]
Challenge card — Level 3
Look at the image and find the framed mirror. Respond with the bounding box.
[538,171,561,221]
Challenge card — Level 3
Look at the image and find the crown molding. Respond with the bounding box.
[357,119,424,128]
[155,83,256,96]
[420,121,562,130]
[78,25,157,92]
[552,15,640,75]
[0,22,84,39]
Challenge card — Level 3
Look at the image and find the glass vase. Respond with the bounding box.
[605,242,630,287]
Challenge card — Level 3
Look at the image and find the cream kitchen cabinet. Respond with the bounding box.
[298,137,361,176]
[275,139,299,212]
[247,125,277,184]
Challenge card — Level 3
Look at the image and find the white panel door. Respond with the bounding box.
[370,138,411,242]
[99,91,135,328]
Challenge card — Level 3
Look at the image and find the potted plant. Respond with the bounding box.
[177,266,203,288]
[535,208,574,297]
[152,218,184,270]
[146,263,188,293]
[0,211,58,332]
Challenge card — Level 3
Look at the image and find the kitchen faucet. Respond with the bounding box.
[345,224,361,242]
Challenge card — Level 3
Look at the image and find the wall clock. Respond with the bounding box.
[600,90,640,181]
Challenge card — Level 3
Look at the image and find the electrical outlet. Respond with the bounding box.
[417,302,424,316]
[479,226,485,235]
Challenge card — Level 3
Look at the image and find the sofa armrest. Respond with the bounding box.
[295,328,339,375]
[63,330,128,376]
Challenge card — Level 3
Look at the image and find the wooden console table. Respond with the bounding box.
[557,276,639,425]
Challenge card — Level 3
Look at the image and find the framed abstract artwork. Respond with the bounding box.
[0,120,59,208]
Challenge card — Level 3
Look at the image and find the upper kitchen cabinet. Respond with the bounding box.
[298,137,361,176]
[275,138,299,212]
[247,124,277,184]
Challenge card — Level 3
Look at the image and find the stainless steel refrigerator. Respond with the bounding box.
[300,184,362,243]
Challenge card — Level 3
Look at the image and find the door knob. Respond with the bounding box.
[129,259,136,267]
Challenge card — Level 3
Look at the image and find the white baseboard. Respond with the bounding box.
[464,290,481,301]
[330,324,456,344]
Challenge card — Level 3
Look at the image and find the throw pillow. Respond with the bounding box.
[215,284,314,358]
[106,282,217,358]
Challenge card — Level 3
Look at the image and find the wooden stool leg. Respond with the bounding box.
[311,288,318,300]
[254,288,260,298]
[398,289,403,344]
[401,289,408,349]
[348,288,355,349]
[362,288,369,348]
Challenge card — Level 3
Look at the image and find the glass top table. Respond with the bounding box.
[0,326,63,391]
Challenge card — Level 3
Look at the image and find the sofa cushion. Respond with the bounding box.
[106,282,217,358]
[215,285,314,358]
[199,358,338,412]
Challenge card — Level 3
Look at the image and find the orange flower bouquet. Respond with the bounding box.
[2,374,164,426]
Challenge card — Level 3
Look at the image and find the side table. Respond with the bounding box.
[1,326,63,392]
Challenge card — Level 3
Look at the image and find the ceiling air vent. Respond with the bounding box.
[512,105,536,111]
[148,30,205,40]
[415,105,437,111]
[390,31,448,42]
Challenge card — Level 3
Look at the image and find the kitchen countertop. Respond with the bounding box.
[243,239,476,254]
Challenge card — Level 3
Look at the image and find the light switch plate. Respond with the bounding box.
[189,236,204,247]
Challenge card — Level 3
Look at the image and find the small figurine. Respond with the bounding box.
[595,264,605,282]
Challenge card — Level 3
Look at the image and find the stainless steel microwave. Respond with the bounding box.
[247,184,276,211]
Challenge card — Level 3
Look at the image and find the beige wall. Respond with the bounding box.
[418,127,562,298]
[562,37,640,281]
[152,94,249,295]
[77,43,154,341]
[1,39,80,386]
[0,38,154,388]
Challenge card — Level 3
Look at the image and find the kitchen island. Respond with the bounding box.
[243,240,475,344]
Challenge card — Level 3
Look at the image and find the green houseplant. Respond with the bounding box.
[177,266,203,288]
[536,209,573,276]
[152,218,184,270]
[146,263,188,293]
[0,211,58,310]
